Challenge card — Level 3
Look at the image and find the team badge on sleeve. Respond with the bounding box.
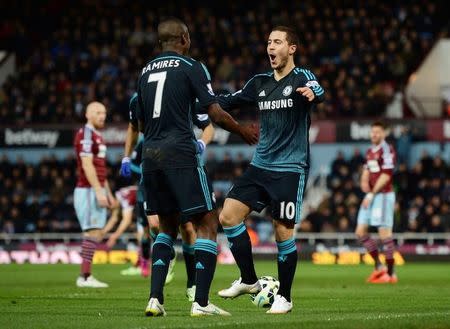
[306,80,320,88]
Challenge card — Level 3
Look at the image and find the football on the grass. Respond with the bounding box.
[251,276,280,307]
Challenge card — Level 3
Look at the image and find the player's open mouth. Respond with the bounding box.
[269,54,276,63]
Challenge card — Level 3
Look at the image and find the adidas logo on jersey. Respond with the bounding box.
[258,90,266,97]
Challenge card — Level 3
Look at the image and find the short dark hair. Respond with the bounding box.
[158,17,187,44]
[371,121,386,129]
[271,26,299,48]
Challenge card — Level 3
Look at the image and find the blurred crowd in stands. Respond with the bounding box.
[1,0,449,125]
[302,150,450,235]
[1,150,449,238]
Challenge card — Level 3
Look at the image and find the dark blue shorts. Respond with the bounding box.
[227,165,308,223]
[142,166,215,218]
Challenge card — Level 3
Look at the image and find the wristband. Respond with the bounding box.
[365,192,374,201]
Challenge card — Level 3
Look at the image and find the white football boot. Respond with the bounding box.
[186,285,196,302]
[76,275,109,288]
[191,302,231,316]
[145,297,167,317]
[266,295,293,314]
[120,266,141,276]
[218,277,261,298]
[165,251,176,285]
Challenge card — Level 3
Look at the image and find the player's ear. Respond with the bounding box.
[289,44,297,56]
[181,33,187,46]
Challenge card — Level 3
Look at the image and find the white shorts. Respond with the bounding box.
[357,192,395,228]
[74,187,107,231]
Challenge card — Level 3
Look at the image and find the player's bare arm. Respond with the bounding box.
[296,87,315,101]
[196,122,215,153]
[104,180,118,208]
[199,122,215,145]
[296,81,325,103]
[362,173,391,208]
[371,173,391,194]
[81,156,109,208]
[207,103,258,145]
[106,209,134,248]
[102,207,120,235]
[360,168,370,193]
[124,122,140,158]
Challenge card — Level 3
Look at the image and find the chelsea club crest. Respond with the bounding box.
[282,85,292,96]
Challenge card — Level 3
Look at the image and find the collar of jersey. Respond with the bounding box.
[85,123,101,135]
[370,140,386,153]
[273,67,295,82]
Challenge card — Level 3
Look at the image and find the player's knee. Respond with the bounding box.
[355,226,367,239]
[83,229,102,242]
[274,220,294,241]
[195,212,218,240]
[218,211,232,227]
[180,222,196,238]
[218,209,240,228]
[378,228,392,240]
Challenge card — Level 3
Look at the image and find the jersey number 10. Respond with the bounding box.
[147,71,167,118]
[280,201,296,220]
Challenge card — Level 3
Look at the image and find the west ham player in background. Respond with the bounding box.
[355,122,398,284]
[215,26,325,314]
[73,102,117,288]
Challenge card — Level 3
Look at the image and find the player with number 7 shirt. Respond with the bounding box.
[135,17,258,317]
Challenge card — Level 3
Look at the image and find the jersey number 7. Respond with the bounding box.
[147,71,167,118]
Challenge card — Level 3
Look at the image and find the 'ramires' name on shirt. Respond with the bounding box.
[141,59,181,75]
[258,98,294,110]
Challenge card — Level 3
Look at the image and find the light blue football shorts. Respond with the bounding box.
[357,192,395,228]
[74,187,107,231]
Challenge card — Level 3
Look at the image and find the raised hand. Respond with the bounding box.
[296,87,315,102]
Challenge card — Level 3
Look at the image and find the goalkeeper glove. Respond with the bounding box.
[197,140,206,154]
[120,157,131,177]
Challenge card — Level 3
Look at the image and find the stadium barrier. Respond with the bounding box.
[1,233,449,265]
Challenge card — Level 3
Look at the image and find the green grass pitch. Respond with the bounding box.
[1,261,449,329]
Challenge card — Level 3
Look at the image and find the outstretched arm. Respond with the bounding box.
[207,103,258,145]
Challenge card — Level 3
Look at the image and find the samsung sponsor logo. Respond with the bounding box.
[4,129,59,147]
[258,98,293,110]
